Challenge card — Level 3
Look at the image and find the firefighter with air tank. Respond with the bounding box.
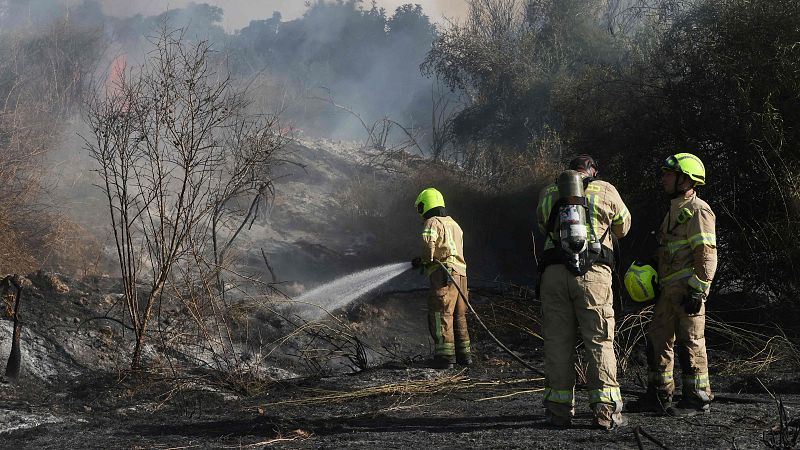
[535,155,631,430]
[625,153,717,416]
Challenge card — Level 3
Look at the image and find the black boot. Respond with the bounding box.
[625,390,672,414]
[667,396,710,417]
[429,357,454,369]
[456,354,472,366]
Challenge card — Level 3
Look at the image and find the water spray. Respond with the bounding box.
[292,259,546,377]
[293,262,409,320]
[433,260,546,377]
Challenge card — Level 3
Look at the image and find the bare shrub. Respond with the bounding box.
[84,26,287,370]
[0,21,105,274]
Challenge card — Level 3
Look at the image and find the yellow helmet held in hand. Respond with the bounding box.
[624,261,659,303]
[661,152,706,186]
[415,188,445,216]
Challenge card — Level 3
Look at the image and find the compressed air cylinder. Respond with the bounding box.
[557,170,588,256]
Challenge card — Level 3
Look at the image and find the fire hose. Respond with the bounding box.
[428,261,771,409]
[434,260,546,377]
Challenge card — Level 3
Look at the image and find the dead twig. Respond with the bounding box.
[260,373,473,407]
[762,385,800,449]
[634,425,645,450]
[636,426,673,450]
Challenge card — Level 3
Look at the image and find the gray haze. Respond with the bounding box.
[65,0,468,30]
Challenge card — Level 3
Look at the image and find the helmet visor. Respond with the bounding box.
[661,155,679,172]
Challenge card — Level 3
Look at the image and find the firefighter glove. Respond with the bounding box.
[411,257,422,269]
[683,290,706,315]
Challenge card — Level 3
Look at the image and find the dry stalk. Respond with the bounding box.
[261,373,472,407]
[220,429,313,449]
[476,389,544,401]
[260,375,543,409]
[614,304,800,377]
[709,322,800,376]
[615,306,653,375]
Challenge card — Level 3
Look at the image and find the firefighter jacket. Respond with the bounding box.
[536,178,631,253]
[657,194,717,294]
[420,216,467,276]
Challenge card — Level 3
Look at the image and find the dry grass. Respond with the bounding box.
[615,306,654,375]
[220,430,313,448]
[473,292,800,380]
[708,321,800,376]
[613,304,800,377]
[259,374,543,408]
[469,289,542,342]
[261,373,472,407]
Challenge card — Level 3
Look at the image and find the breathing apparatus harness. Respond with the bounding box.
[540,171,614,276]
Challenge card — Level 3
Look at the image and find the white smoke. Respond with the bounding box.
[60,0,468,30]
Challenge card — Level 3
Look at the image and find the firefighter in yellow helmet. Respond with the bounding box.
[535,155,631,430]
[411,188,470,369]
[629,152,717,416]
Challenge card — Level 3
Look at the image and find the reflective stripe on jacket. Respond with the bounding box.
[657,194,717,293]
[420,216,467,276]
[536,178,631,251]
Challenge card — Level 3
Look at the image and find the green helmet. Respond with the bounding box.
[661,152,706,186]
[624,261,659,303]
[415,188,445,216]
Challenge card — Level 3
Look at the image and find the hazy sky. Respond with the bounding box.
[83,0,469,30]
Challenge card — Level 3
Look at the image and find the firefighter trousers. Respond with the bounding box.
[428,269,470,361]
[646,280,712,404]
[540,264,622,419]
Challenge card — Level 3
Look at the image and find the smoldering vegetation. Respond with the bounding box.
[0,0,466,384]
[1,0,800,447]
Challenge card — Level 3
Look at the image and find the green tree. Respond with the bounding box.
[564,0,800,299]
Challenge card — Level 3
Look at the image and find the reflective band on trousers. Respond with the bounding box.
[456,341,471,353]
[649,371,674,385]
[544,387,574,405]
[662,267,693,283]
[432,311,444,344]
[588,387,623,405]
[683,373,710,389]
[435,342,455,356]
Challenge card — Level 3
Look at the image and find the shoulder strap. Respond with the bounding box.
[597,221,612,246]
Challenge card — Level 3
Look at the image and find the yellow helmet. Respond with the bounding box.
[624,261,659,303]
[661,152,706,186]
[415,188,445,216]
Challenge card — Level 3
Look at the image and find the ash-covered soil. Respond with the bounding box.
[0,274,795,449]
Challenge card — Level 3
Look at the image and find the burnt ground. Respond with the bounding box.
[0,274,797,449]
